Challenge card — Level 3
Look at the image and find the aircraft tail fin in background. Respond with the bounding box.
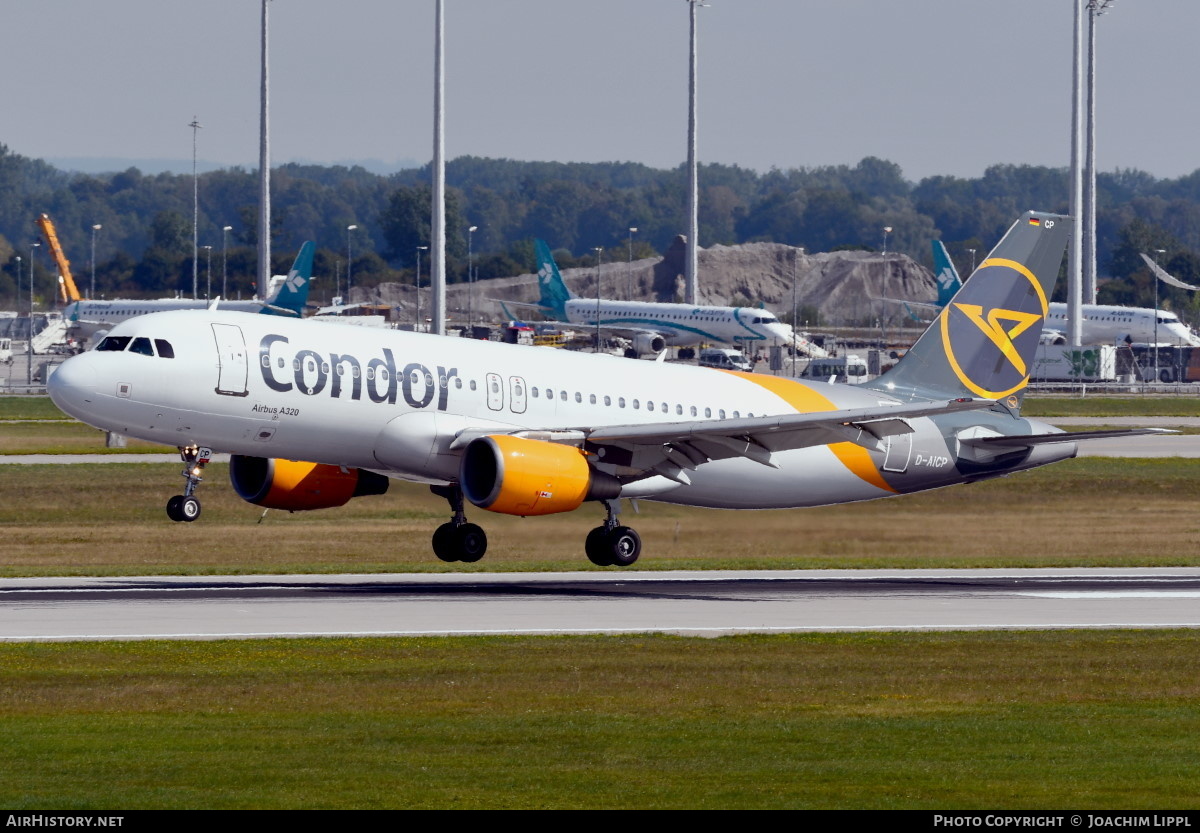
[261,241,314,317]
[534,239,575,321]
[868,212,1070,406]
[932,239,964,307]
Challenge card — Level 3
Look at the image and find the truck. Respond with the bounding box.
[799,354,869,384]
[1030,345,1117,382]
[698,347,753,372]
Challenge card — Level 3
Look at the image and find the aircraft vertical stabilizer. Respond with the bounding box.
[932,239,963,307]
[262,241,314,317]
[534,239,575,320]
[869,212,1070,406]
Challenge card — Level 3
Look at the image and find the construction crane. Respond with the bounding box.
[35,213,83,304]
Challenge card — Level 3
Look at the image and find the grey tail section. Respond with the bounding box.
[261,241,314,317]
[866,211,1070,408]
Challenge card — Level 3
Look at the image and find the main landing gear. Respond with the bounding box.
[166,445,212,523]
[585,500,641,567]
[430,485,487,563]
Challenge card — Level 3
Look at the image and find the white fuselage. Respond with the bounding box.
[48,310,1065,513]
[562,298,813,352]
[64,298,270,340]
[1045,303,1200,346]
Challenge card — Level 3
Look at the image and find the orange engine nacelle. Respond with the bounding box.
[229,455,389,511]
[460,435,619,516]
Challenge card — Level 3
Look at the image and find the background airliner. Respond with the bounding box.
[48,212,1160,567]
[899,239,1200,347]
[63,242,314,344]
[511,239,827,358]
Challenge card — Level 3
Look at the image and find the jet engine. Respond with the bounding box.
[632,332,667,355]
[460,435,620,516]
[229,455,389,511]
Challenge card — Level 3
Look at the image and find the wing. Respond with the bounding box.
[450,397,993,485]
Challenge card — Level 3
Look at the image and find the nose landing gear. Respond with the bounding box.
[430,484,487,563]
[585,500,641,567]
[166,445,212,523]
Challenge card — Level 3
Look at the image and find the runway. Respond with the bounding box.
[3,568,1199,642]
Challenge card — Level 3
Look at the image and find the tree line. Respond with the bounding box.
[3,145,1200,320]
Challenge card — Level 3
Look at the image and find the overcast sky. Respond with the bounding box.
[2,1,1196,182]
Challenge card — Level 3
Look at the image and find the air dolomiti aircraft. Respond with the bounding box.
[521,239,826,357]
[48,212,1160,566]
[63,243,314,343]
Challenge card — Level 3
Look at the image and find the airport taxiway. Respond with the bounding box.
[2,568,1199,642]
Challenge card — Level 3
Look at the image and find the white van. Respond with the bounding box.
[698,348,752,372]
[800,354,869,384]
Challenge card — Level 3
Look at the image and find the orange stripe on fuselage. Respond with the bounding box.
[719,370,896,494]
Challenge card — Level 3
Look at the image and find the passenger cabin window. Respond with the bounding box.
[97,336,131,352]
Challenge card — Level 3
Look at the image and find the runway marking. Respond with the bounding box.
[1016,591,1200,599]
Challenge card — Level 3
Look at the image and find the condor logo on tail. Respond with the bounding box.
[940,257,1049,399]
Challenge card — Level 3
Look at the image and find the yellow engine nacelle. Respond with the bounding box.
[229,455,389,511]
[460,435,619,516]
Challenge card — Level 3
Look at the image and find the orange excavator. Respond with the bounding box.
[35,213,84,304]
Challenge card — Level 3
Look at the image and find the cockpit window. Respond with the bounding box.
[96,336,131,352]
[129,337,154,356]
[154,339,175,359]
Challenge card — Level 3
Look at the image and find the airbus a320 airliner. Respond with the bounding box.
[48,212,1161,567]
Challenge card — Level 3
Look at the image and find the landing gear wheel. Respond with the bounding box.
[607,526,641,567]
[456,523,487,563]
[166,495,185,522]
[179,496,201,522]
[432,523,460,562]
[431,521,488,563]
[585,526,613,566]
[624,348,639,359]
[678,347,695,360]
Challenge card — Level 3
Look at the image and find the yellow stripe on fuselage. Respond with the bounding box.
[720,371,896,494]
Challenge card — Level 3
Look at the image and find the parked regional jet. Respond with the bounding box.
[63,242,315,343]
[895,239,1200,347]
[48,212,1162,567]
[513,239,826,358]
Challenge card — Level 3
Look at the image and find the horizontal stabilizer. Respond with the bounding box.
[960,427,1175,449]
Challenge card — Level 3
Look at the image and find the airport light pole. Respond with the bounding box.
[467,225,478,328]
[792,247,803,378]
[684,0,708,306]
[90,224,101,299]
[203,246,213,301]
[189,116,202,300]
[627,227,637,300]
[416,245,428,330]
[967,248,976,276]
[881,227,892,255]
[27,242,39,386]
[346,224,357,301]
[222,225,232,299]
[1154,248,1166,380]
[594,247,603,351]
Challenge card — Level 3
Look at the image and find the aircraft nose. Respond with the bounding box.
[47,353,98,420]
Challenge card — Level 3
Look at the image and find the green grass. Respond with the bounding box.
[0,395,67,421]
[1023,395,1200,418]
[1,632,1197,809]
[3,457,1200,575]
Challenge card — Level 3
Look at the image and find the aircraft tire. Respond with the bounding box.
[456,524,487,563]
[166,495,185,522]
[585,527,613,566]
[432,523,460,562]
[607,526,641,567]
[180,496,201,522]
